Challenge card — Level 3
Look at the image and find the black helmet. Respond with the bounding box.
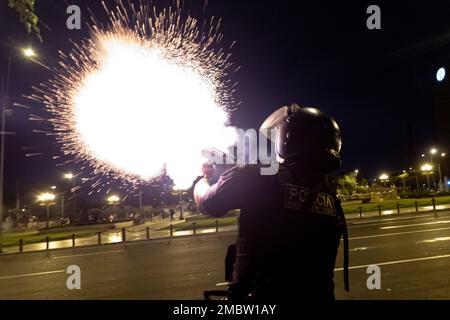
[260,104,342,173]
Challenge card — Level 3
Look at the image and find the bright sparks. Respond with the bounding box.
[31,1,236,189]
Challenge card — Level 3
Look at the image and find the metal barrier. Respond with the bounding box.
[4,199,449,254]
[346,198,442,219]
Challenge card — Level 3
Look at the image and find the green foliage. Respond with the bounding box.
[8,0,42,42]
[337,172,357,195]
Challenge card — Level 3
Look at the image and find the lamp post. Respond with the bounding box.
[107,195,120,217]
[173,186,184,220]
[63,173,77,217]
[0,46,36,252]
[401,170,407,190]
[430,148,438,188]
[37,192,56,229]
[379,173,389,189]
[438,153,447,192]
[138,191,147,222]
[421,163,433,190]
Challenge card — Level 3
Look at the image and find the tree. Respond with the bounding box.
[337,172,357,196]
[8,0,42,42]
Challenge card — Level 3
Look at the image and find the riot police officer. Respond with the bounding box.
[194,104,349,301]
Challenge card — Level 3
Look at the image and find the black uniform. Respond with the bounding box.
[198,163,348,301]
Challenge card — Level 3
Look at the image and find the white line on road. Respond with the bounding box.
[51,249,124,259]
[348,214,434,227]
[347,213,450,229]
[0,270,65,281]
[335,253,450,271]
[215,282,230,287]
[347,226,450,241]
[380,220,450,230]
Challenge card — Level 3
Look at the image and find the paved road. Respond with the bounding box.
[2,211,450,299]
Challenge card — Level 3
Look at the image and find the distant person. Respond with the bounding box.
[194,104,349,301]
[169,209,175,221]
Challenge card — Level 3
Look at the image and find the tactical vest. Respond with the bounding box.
[230,166,349,301]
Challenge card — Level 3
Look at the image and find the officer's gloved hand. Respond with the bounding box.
[189,163,216,196]
[202,163,217,184]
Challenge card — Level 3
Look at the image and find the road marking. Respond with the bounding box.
[0,270,65,280]
[349,247,371,252]
[347,227,450,241]
[348,214,434,226]
[416,236,450,244]
[380,220,450,230]
[216,282,230,287]
[335,253,450,271]
[347,212,448,229]
[51,249,124,259]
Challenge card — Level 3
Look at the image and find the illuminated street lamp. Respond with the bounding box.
[421,163,433,189]
[63,173,74,180]
[107,194,120,216]
[37,192,56,229]
[107,195,120,203]
[426,149,438,187]
[437,153,447,191]
[353,169,359,191]
[63,172,77,216]
[0,46,37,252]
[37,192,56,203]
[421,163,433,172]
[23,47,36,58]
[379,174,389,188]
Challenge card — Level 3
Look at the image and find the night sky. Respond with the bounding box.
[1,0,450,206]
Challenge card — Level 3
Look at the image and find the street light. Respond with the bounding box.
[63,172,77,217]
[37,192,56,229]
[354,170,359,192]
[421,163,433,189]
[428,148,438,188]
[23,47,36,58]
[107,195,120,203]
[107,195,120,216]
[437,153,447,191]
[379,174,389,188]
[0,46,37,252]
[63,173,74,180]
[173,185,184,220]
